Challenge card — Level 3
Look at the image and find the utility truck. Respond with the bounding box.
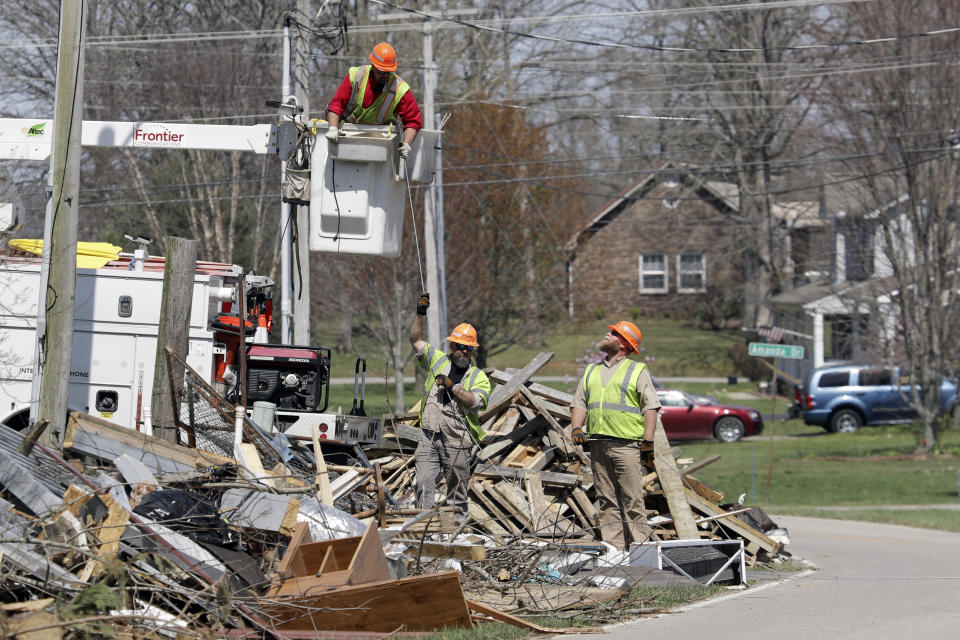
[0,241,381,445]
[0,103,439,445]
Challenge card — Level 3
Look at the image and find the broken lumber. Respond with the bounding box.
[480,352,554,421]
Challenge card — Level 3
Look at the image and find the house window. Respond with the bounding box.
[677,253,706,293]
[639,254,668,293]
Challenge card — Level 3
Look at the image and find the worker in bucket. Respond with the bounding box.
[568,321,661,551]
[409,293,491,515]
[325,42,423,159]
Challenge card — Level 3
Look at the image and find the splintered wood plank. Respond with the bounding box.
[684,488,781,555]
[480,353,555,421]
[486,406,522,437]
[485,481,536,531]
[488,480,582,539]
[394,538,487,561]
[652,414,700,540]
[488,369,575,406]
[64,411,232,472]
[264,571,472,633]
[312,426,334,506]
[467,501,509,536]
[236,442,275,487]
[683,475,725,504]
[517,386,587,464]
[467,598,602,634]
[477,416,547,462]
[571,487,598,526]
[277,521,312,577]
[471,481,521,535]
[681,455,721,476]
[524,472,551,530]
[474,463,579,488]
[565,495,592,530]
[501,439,543,469]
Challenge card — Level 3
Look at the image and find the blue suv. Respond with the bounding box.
[793,364,957,432]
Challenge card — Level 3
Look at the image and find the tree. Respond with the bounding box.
[667,1,834,328]
[822,0,960,452]
[0,0,287,273]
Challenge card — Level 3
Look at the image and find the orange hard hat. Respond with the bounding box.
[369,42,398,72]
[608,320,642,353]
[447,323,480,348]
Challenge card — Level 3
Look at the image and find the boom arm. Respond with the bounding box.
[0,119,277,161]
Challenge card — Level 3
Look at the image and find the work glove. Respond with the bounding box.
[399,141,411,159]
[325,126,339,143]
[571,427,588,446]
[640,440,655,465]
[435,374,454,390]
[416,292,430,316]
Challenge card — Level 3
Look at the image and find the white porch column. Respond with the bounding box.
[813,311,825,367]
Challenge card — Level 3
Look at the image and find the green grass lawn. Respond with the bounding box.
[675,421,960,528]
[313,315,743,382]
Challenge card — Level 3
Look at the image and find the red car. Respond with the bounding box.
[656,390,763,443]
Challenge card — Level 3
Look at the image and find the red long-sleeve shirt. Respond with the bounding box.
[327,69,423,131]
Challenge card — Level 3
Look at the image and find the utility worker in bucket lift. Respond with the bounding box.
[325,42,423,160]
[568,321,660,551]
[409,293,491,514]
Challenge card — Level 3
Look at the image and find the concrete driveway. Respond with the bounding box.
[559,515,960,639]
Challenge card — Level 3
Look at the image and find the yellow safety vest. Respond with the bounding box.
[583,360,647,440]
[345,65,410,125]
[417,344,491,443]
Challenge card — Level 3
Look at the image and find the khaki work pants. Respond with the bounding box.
[414,428,476,514]
[589,438,652,551]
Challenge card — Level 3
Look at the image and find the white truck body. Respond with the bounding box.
[0,254,233,432]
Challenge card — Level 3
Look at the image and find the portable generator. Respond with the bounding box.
[244,344,330,412]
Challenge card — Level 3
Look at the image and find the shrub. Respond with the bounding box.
[730,341,768,381]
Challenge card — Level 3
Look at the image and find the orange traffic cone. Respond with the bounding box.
[253,314,269,344]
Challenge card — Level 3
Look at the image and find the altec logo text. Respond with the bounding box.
[23,123,46,136]
[134,126,184,147]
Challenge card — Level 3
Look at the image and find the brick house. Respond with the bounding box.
[565,163,749,325]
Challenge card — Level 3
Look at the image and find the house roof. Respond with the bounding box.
[565,161,739,254]
[567,163,828,256]
[770,275,897,314]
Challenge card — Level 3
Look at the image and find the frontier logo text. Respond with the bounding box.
[134,126,184,147]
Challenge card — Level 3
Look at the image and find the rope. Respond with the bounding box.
[404,157,426,292]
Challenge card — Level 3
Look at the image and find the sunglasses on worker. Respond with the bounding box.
[452,343,475,352]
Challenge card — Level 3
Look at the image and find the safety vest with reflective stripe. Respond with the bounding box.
[583,359,648,440]
[417,344,491,443]
[345,65,410,125]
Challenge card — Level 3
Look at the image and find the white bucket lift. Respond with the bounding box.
[309,122,439,257]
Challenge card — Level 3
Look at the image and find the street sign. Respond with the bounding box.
[748,342,804,359]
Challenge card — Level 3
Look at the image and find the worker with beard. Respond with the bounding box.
[568,321,660,550]
[409,293,491,514]
[325,42,422,159]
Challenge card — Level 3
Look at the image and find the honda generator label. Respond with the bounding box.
[134,124,185,148]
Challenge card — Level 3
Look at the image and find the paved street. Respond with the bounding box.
[560,516,960,639]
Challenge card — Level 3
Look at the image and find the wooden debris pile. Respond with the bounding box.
[0,351,787,637]
[379,352,785,563]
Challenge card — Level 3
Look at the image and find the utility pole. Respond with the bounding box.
[293,0,312,346]
[421,8,443,348]
[34,0,86,448]
[279,18,293,344]
[151,237,197,443]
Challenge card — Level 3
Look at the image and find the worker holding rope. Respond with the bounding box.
[325,42,423,159]
[409,294,490,515]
